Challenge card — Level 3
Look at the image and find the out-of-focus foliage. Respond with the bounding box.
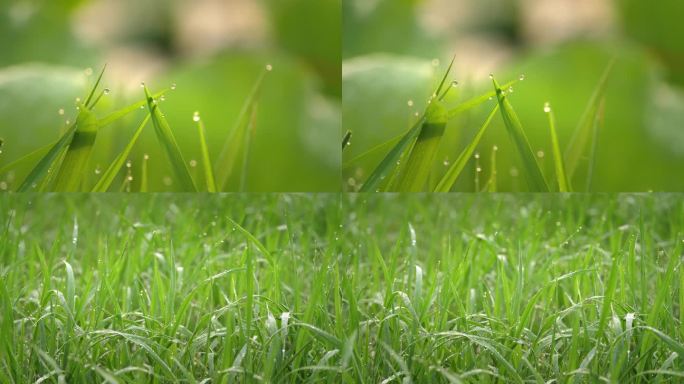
[343,0,684,191]
[0,0,340,191]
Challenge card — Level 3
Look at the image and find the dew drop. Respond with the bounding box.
[519,74,526,81]
[127,175,133,181]
[65,120,71,125]
[537,150,545,158]
[407,100,414,107]
[476,167,482,172]
[443,159,450,166]
[493,145,499,151]
[58,108,65,115]
[75,97,81,103]
[508,86,514,93]
[171,83,177,90]
[140,105,145,109]
[474,153,480,160]
[189,159,198,168]
[103,88,110,95]
[451,80,459,87]
[160,95,165,101]
[143,153,150,160]
[94,166,101,175]
[193,112,201,122]
[126,160,132,168]
[414,112,419,117]
[489,73,494,79]
[140,82,145,88]
[543,102,551,113]
[265,64,273,71]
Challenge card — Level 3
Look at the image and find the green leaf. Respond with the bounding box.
[434,105,499,192]
[17,123,77,192]
[564,59,614,180]
[53,105,98,191]
[492,76,549,192]
[143,85,197,192]
[545,103,571,192]
[91,114,151,192]
[195,117,217,192]
[214,70,267,190]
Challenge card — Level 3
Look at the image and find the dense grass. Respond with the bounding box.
[2,194,684,382]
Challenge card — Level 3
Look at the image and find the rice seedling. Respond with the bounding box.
[352,59,614,192]
[2,193,684,382]
[0,66,270,192]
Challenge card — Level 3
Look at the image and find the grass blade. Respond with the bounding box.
[434,105,498,192]
[53,106,99,191]
[83,65,107,108]
[359,119,422,192]
[544,102,570,192]
[395,101,448,191]
[195,115,217,192]
[91,114,151,192]
[342,130,352,151]
[492,76,549,191]
[143,85,197,192]
[564,59,614,180]
[17,123,77,191]
[215,69,268,190]
[585,97,605,192]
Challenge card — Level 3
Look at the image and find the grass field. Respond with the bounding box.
[2,193,684,382]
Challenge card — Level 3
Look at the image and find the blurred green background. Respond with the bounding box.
[0,0,340,191]
[343,0,684,191]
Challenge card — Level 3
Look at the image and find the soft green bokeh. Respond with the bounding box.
[343,0,684,191]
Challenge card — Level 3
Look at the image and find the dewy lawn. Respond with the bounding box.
[1,194,683,383]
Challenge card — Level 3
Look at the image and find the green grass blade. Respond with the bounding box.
[0,141,53,176]
[359,119,422,192]
[585,97,605,192]
[143,85,197,192]
[446,79,517,119]
[91,114,151,192]
[434,105,498,192]
[564,59,614,180]
[140,154,149,192]
[486,145,498,192]
[492,76,549,191]
[239,103,258,192]
[195,116,216,192]
[395,101,448,191]
[545,102,570,192]
[97,89,168,128]
[215,69,268,190]
[84,65,107,108]
[342,130,352,151]
[17,123,77,191]
[53,106,99,191]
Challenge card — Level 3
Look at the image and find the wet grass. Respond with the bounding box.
[0,66,269,192]
[1,193,684,382]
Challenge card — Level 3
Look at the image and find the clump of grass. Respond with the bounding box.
[0,65,271,192]
[352,59,613,192]
[1,193,684,382]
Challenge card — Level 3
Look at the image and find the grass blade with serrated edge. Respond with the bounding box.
[545,103,570,192]
[434,105,498,192]
[359,118,423,192]
[195,118,216,192]
[91,114,151,192]
[53,105,99,191]
[492,76,549,191]
[564,59,614,180]
[143,85,197,191]
[215,70,268,190]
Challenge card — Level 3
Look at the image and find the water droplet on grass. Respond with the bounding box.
[265,64,273,71]
[126,160,132,168]
[104,88,110,95]
[519,74,526,81]
[58,108,65,115]
[171,83,177,90]
[407,100,414,107]
[189,159,198,168]
[537,150,545,158]
[140,82,145,88]
[489,73,494,79]
[543,102,551,113]
[193,111,201,122]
